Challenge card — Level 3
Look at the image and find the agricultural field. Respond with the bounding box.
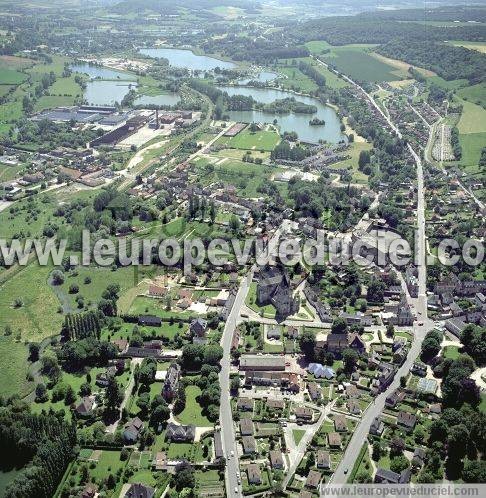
[457,82,486,108]
[455,99,486,174]
[318,44,404,82]
[447,40,486,54]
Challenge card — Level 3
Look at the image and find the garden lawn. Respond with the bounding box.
[175,385,212,427]
[443,345,460,360]
[88,450,126,481]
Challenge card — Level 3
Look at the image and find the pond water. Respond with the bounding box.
[218,86,345,144]
[134,93,181,107]
[140,47,236,71]
[84,80,138,106]
[238,71,279,85]
[70,63,137,81]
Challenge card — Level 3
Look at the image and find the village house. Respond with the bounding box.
[374,468,411,484]
[369,416,385,436]
[239,418,254,436]
[242,435,257,454]
[334,415,348,432]
[347,399,361,415]
[148,284,168,298]
[269,450,285,470]
[328,432,342,448]
[162,363,181,402]
[190,318,207,338]
[267,399,285,412]
[124,483,155,498]
[244,371,300,392]
[397,411,417,432]
[123,417,144,443]
[214,431,224,461]
[295,406,314,423]
[317,450,331,470]
[247,463,262,485]
[307,382,322,402]
[305,470,322,489]
[385,388,406,409]
[307,363,335,379]
[152,452,167,471]
[412,448,426,469]
[237,397,254,412]
[75,396,96,418]
[138,314,162,327]
[165,422,196,442]
[239,354,286,371]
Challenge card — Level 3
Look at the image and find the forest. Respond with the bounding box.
[0,402,77,498]
[377,39,486,84]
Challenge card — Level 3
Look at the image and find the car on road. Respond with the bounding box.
[418,321,424,326]
[344,468,349,474]
[234,487,239,494]
[230,450,234,457]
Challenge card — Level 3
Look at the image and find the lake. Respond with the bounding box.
[134,93,181,107]
[84,80,138,106]
[70,63,137,81]
[140,47,236,71]
[218,86,346,144]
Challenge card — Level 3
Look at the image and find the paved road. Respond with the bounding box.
[219,268,254,496]
[219,221,292,497]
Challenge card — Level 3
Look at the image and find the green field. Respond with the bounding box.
[193,155,284,198]
[312,61,350,89]
[0,261,63,341]
[457,101,486,134]
[175,385,212,427]
[455,100,486,174]
[276,65,319,93]
[0,468,22,496]
[457,83,486,109]
[57,264,136,311]
[0,337,33,398]
[0,68,26,85]
[0,163,23,182]
[458,132,486,174]
[219,127,280,151]
[319,45,401,82]
[443,345,460,360]
[427,76,469,90]
[326,141,372,183]
[293,429,306,445]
